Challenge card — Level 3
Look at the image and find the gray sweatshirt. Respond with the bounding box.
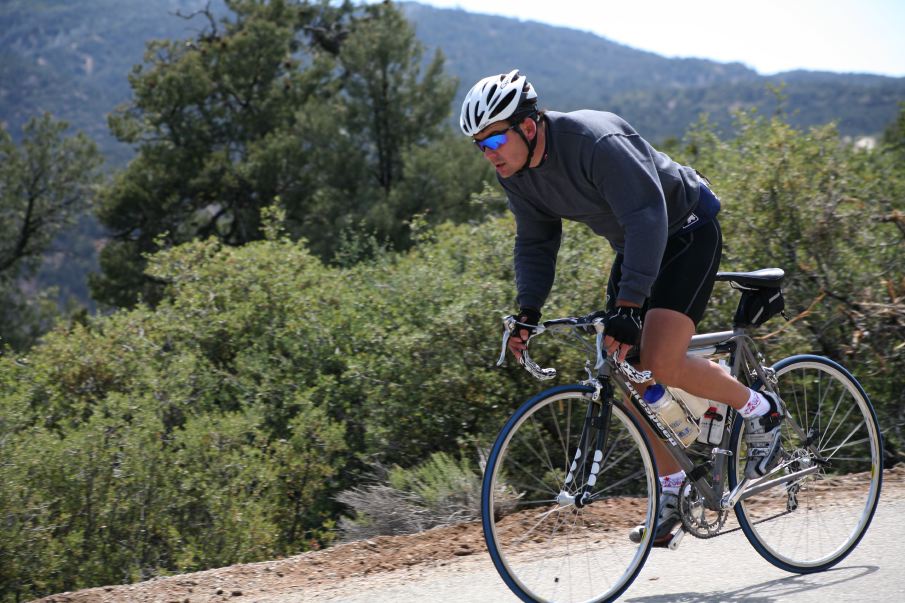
[499,110,702,309]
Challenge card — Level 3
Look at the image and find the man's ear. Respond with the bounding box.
[521,117,537,140]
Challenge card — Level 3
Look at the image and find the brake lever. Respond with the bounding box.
[593,318,606,370]
[497,315,556,380]
[496,316,514,367]
[522,349,557,380]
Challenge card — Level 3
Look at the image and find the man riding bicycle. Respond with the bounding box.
[461,69,785,546]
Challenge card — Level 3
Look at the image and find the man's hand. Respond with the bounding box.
[507,308,541,363]
[603,303,642,363]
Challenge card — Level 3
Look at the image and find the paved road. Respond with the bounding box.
[304,498,905,603]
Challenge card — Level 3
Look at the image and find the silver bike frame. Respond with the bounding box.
[499,317,820,512]
[621,327,819,511]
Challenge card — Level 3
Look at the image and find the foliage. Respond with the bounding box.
[336,451,482,540]
[677,108,905,449]
[3,0,901,320]
[883,101,905,157]
[0,239,351,600]
[335,483,429,540]
[89,0,491,308]
[6,0,903,157]
[1,105,903,601]
[0,114,102,349]
[89,0,349,306]
[0,205,585,599]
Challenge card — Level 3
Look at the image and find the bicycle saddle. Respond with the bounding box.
[715,268,785,288]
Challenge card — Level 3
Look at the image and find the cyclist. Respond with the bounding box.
[461,69,785,546]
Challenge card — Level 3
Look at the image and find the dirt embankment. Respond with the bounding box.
[34,520,489,603]
[34,465,905,603]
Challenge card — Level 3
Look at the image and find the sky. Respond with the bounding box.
[406,0,905,77]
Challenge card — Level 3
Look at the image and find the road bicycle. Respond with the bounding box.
[481,268,883,603]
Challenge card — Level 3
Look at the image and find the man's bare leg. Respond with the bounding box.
[623,308,753,475]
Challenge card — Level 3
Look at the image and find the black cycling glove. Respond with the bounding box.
[515,307,541,339]
[604,306,643,347]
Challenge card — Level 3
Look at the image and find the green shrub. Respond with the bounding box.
[1,108,903,600]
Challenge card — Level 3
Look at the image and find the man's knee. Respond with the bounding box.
[641,353,683,386]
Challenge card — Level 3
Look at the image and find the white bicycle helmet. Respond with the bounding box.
[459,69,537,137]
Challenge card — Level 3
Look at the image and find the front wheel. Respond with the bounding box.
[481,385,659,603]
[728,355,883,573]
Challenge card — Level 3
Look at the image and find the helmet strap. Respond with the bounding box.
[513,113,541,174]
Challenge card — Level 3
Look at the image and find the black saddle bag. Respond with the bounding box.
[734,287,786,327]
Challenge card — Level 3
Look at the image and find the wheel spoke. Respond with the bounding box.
[484,391,656,603]
[730,358,881,573]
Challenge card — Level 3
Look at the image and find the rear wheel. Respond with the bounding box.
[482,385,658,602]
[729,355,883,572]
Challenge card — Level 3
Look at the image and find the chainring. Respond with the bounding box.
[678,478,729,539]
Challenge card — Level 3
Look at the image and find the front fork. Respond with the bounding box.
[560,380,614,509]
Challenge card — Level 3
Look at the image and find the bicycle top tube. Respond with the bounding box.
[688,330,737,357]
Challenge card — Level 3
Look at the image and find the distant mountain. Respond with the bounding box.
[0,0,224,162]
[2,0,902,163]
[400,2,905,141]
[0,0,226,309]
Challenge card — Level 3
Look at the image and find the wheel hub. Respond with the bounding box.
[556,490,576,507]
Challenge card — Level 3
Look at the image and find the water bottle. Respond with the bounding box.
[643,383,700,447]
[668,387,710,418]
[667,386,724,444]
[693,359,731,445]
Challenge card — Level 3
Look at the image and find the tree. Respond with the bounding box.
[91,0,357,307]
[270,0,492,260]
[0,113,102,349]
[91,0,492,307]
[882,101,905,159]
[338,0,492,252]
[341,2,456,196]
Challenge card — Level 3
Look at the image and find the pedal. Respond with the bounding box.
[631,523,685,549]
[666,529,686,551]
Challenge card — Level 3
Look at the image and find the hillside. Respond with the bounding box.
[0,0,230,162]
[2,0,903,160]
[401,2,905,141]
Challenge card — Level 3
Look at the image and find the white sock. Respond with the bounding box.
[659,470,686,495]
[738,389,770,418]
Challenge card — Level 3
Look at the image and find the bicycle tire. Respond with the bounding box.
[728,354,883,573]
[482,384,659,603]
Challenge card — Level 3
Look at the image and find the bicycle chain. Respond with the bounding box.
[677,476,800,539]
[691,508,795,539]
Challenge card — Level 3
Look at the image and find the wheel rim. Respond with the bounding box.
[733,358,882,570]
[484,392,657,602]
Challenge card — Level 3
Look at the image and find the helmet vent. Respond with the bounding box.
[489,89,517,119]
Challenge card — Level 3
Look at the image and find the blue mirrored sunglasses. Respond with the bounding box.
[474,124,518,152]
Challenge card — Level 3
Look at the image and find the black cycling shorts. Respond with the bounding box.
[606,217,722,326]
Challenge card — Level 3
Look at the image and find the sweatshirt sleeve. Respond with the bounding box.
[507,192,562,311]
[590,134,668,305]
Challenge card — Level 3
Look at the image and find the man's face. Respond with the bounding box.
[473,119,530,178]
